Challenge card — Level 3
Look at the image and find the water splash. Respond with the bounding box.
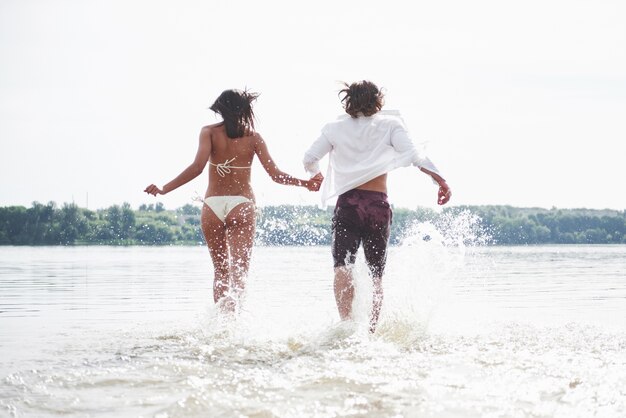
[255,206,329,246]
[351,209,494,344]
[192,208,495,351]
[401,208,493,249]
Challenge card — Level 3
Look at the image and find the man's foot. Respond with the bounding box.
[216,295,236,314]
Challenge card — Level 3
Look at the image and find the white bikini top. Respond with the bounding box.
[209,157,251,177]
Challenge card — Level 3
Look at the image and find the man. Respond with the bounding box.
[303,80,451,333]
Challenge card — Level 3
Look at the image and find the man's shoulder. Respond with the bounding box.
[373,111,409,133]
[322,116,351,133]
[375,110,405,124]
[323,110,406,132]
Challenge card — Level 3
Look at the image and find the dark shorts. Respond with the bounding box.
[332,189,393,277]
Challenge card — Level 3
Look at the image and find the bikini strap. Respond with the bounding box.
[209,157,251,177]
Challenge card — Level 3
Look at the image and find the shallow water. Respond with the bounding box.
[1,243,625,417]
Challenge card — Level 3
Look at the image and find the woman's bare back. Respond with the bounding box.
[205,123,258,201]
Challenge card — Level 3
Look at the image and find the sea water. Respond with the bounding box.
[1,227,625,416]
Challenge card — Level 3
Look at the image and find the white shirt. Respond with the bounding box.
[303,110,442,206]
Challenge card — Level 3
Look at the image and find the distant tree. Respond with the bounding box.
[135,223,174,244]
[178,204,201,216]
[26,202,57,244]
[1,202,625,246]
[120,203,135,239]
[0,206,28,244]
[56,203,88,244]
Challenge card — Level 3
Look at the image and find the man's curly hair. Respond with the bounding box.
[339,80,384,117]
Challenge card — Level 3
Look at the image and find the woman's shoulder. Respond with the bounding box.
[201,122,224,133]
[199,123,226,143]
[245,130,262,142]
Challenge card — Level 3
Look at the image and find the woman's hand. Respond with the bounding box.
[437,182,452,205]
[305,181,320,192]
[144,184,164,196]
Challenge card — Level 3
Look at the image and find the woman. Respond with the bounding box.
[303,80,451,333]
[145,89,319,312]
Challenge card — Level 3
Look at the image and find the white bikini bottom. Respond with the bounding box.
[203,196,253,223]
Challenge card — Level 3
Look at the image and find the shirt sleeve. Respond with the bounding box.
[303,130,333,176]
[389,119,444,181]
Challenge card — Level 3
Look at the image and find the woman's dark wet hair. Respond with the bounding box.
[210,89,259,138]
[339,80,384,117]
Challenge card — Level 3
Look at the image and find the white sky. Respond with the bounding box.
[1,0,625,211]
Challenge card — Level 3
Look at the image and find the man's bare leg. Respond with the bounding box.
[370,275,383,333]
[334,266,355,321]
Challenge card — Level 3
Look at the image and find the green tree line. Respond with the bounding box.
[0,202,624,246]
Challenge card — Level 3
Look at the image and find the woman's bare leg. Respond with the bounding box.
[201,205,230,307]
[334,266,355,321]
[225,202,256,303]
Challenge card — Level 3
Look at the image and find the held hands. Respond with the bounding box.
[305,173,324,192]
[437,182,452,205]
[144,184,165,196]
[304,181,321,192]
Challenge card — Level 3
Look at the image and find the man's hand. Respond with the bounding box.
[437,182,451,205]
[304,179,321,191]
[311,173,324,182]
[305,173,324,191]
[306,173,324,192]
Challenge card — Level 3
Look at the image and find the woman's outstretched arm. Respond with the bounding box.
[253,133,320,191]
[144,127,212,196]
